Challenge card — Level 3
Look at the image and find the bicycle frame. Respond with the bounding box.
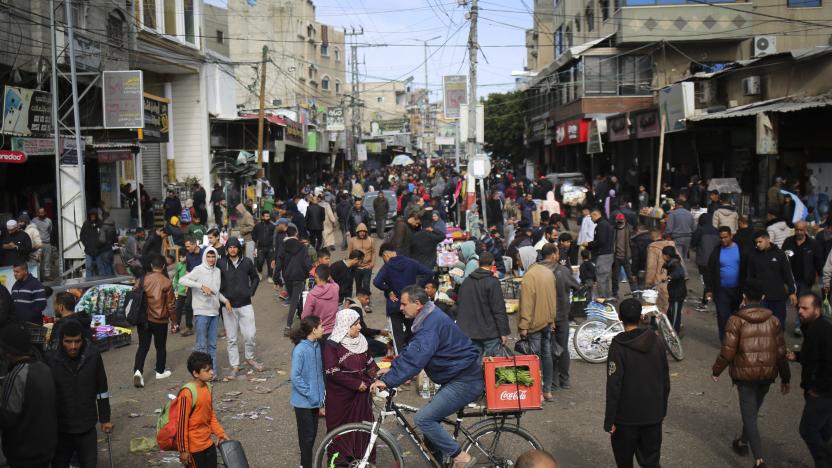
[376,393,527,468]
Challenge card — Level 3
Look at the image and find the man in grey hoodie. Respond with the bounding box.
[540,244,581,391]
[666,201,695,261]
[179,246,231,377]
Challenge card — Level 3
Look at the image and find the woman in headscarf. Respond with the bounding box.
[323,309,379,464]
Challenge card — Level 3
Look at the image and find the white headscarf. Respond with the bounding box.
[330,309,367,354]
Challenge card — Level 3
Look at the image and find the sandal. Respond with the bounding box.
[222,367,239,382]
[247,359,265,372]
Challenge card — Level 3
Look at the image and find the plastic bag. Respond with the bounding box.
[823,298,832,319]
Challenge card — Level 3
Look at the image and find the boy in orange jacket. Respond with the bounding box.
[177,352,228,468]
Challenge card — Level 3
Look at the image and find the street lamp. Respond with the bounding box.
[409,35,441,150]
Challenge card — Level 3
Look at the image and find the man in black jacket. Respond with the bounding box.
[588,209,615,299]
[252,211,276,281]
[790,292,832,466]
[705,227,745,342]
[0,220,32,268]
[783,221,824,337]
[347,198,372,237]
[542,244,581,390]
[746,230,797,331]
[79,211,103,278]
[275,225,312,335]
[305,196,326,250]
[373,191,390,239]
[605,298,670,468]
[218,238,263,377]
[0,323,58,467]
[455,252,509,358]
[335,193,352,249]
[330,250,363,302]
[47,319,112,468]
[410,214,446,269]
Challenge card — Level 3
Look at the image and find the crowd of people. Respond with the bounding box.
[1,155,831,468]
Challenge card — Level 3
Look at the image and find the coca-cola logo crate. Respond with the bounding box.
[483,355,542,413]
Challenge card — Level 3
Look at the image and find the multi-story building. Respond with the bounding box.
[522,0,832,211]
[346,80,412,156]
[525,0,557,74]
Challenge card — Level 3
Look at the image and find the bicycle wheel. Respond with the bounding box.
[313,422,404,468]
[573,320,623,363]
[657,313,684,361]
[461,420,543,467]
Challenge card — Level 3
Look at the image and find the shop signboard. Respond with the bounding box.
[659,82,694,133]
[443,75,467,119]
[307,131,318,152]
[60,139,85,166]
[436,119,456,145]
[326,107,345,132]
[12,137,57,155]
[380,118,408,134]
[586,120,604,154]
[103,70,144,129]
[142,95,169,143]
[0,150,27,164]
[97,149,133,163]
[634,110,660,139]
[2,86,53,137]
[356,143,367,161]
[608,115,631,142]
[554,119,589,147]
[283,118,305,147]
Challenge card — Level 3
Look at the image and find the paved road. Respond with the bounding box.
[101,242,814,467]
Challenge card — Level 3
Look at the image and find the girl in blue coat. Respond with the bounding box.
[290,316,325,468]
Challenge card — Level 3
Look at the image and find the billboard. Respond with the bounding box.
[435,118,457,146]
[103,70,144,129]
[2,86,52,137]
[326,107,345,132]
[443,75,467,119]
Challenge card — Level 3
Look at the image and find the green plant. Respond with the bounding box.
[181,175,201,188]
[494,366,533,387]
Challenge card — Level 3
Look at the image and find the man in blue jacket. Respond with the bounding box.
[373,242,433,351]
[370,285,482,467]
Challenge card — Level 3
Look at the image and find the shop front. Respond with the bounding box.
[553,118,590,175]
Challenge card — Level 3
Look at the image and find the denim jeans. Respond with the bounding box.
[285,280,304,327]
[84,254,97,279]
[97,250,114,276]
[527,327,554,393]
[354,268,372,297]
[715,287,741,342]
[736,381,770,461]
[194,314,219,372]
[414,372,484,459]
[472,337,502,360]
[595,254,614,299]
[552,319,571,388]
[800,392,832,467]
[762,299,786,332]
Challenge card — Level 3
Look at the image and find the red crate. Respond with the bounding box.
[483,355,542,412]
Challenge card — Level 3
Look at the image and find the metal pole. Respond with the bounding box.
[654,115,667,209]
[424,40,429,152]
[49,0,64,277]
[256,45,268,167]
[466,0,478,163]
[64,0,86,208]
[136,150,143,229]
[480,177,488,232]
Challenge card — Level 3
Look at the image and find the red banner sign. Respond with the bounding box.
[554,119,590,147]
[0,150,28,164]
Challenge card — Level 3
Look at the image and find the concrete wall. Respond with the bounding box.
[204,4,230,57]
[753,0,832,53]
[171,72,210,186]
[720,54,832,107]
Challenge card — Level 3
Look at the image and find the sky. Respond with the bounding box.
[206,0,529,99]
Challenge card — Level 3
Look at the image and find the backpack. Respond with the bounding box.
[124,276,147,326]
[180,207,192,224]
[156,382,210,451]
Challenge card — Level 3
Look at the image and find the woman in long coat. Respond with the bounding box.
[323,309,379,464]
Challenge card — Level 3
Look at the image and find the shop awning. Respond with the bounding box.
[524,33,616,90]
[689,92,832,121]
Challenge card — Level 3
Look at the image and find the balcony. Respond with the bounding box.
[615,2,753,44]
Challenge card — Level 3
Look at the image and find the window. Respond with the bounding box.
[617,55,653,95]
[585,4,595,32]
[164,0,176,36]
[184,0,196,45]
[575,14,581,32]
[107,13,125,47]
[788,0,821,6]
[320,44,329,56]
[555,27,564,57]
[321,76,330,90]
[377,96,384,103]
[583,56,617,95]
[70,0,86,28]
[334,47,341,62]
[565,25,573,48]
[307,24,315,39]
[335,80,342,94]
[216,30,224,44]
[600,0,610,21]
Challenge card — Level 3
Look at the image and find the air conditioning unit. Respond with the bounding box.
[742,76,761,96]
[754,36,777,57]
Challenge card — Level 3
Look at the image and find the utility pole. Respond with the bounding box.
[466,0,478,163]
[256,45,268,167]
[345,27,364,164]
[423,41,430,152]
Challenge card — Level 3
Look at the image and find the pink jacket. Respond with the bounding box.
[301,281,340,334]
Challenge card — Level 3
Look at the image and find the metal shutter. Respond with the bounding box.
[141,143,164,200]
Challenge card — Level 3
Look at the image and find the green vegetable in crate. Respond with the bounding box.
[494,366,534,387]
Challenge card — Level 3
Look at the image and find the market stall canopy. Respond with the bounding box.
[707,178,742,193]
[391,154,415,166]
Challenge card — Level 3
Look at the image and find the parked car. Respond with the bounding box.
[362,190,397,231]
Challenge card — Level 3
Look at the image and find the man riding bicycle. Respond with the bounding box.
[370,285,483,467]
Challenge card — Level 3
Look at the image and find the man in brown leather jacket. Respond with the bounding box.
[712,279,790,468]
[132,254,176,388]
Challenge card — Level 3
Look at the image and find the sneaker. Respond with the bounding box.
[156,370,172,380]
[247,359,265,372]
[268,277,274,284]
[133,370,144,388]
[732,438,749,456]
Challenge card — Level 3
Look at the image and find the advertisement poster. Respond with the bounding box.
[2,86,53,137]
[326,107,345,132]
[443,75,467,119]
[103,70,144,129]
[435,119,457,146]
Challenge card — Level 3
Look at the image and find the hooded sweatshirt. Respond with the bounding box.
[347,224,375,269]
[302,281,340,334]
[604,328,670,432]
[692,213,720,267]
[712,205,739,234]
[373,255,434,316]
[453,240,479,285]
[766,218,792,249]
[277,237,312,282]
[541,191,560,217]
[179,246,227,315]
[217,238,260,307]
[456,268,510,340]
[236,204,255,241]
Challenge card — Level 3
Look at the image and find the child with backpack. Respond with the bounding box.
[290,316,325,468]
[170,252,188,334]
[172,351,227,467]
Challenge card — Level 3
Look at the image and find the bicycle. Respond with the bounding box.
[572,289,684,363]
[313,388,542,467]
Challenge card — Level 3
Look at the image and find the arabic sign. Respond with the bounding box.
[2,87,53,137]
[436,119,457,146]
[326,107,345,132]
[96,150,133,163]
[103,71,144,129]
[555,119,589,147]
[12,137,55,155]
[443,75,467,119]
[356,144,367,161]
[635,110,660,139]
[142,96,169,142]
[60,139,85,166]
[0,150,27,164]
[608,115,631,142]
[283,118,304,147]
